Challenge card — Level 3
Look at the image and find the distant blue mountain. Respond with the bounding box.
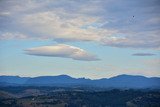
[0,74,160,89]
[0,76,30,84]
[94,74,160,88]
[25,75,77,85]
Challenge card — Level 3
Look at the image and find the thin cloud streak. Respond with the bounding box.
[132,53,156,56]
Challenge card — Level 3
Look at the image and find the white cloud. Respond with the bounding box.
[20,11,114,42]
[0,32,28,40]
[25,44,100,61]
[0,0,159,49]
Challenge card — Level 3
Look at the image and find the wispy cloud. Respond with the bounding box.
[25,44,100,61]
[0,0,159,49]
[0,32,28,40]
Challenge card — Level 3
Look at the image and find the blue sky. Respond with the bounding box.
[0,0,159,79]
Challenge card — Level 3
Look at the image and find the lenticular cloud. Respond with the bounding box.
[25,44,100,61]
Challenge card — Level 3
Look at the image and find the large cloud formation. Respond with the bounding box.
[0,0,160,49]
[25,44,99,61]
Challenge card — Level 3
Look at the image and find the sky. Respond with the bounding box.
[0,0,160,79]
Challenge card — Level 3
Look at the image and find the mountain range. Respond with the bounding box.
[0,74,160,89]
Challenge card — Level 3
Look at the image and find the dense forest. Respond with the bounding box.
[0,86,160,107]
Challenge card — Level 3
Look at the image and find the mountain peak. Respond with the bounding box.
[110,74,147,79]
[58,74,72,78]
[0,74,160,89]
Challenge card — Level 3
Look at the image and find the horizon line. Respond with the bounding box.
[0,74,159,80]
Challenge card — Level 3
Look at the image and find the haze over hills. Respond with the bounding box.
[0,74,160,89]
